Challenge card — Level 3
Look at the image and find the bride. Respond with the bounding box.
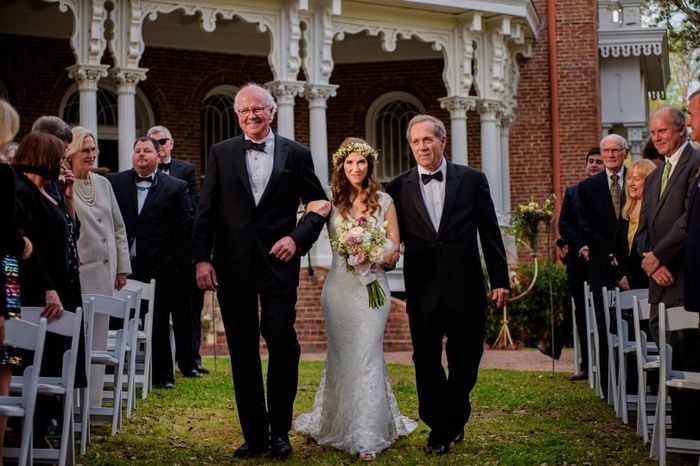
[295,138,417,461]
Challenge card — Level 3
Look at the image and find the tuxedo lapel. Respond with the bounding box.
[658,146,690,210]
[257,133,288,207]
[125,170,139,220]
[406,168,436,235]
[231,138,255,203]
[437,162,461,235]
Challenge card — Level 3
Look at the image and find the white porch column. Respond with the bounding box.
[304,84,338,187]
[478,101,504,218]
[113,68,146,171]
[626,126,644,160]
[266,81,305,140]
[439,96,474,166]
[66,64,109,138]
[500,115,513,218]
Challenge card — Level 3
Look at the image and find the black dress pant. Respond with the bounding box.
[408,303,484,444]
[217,268,300,447]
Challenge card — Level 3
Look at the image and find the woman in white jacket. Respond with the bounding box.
[67,126,131,406]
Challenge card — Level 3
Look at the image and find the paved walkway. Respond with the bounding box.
[300,347,578,373]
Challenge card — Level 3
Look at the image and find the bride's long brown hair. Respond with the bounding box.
[330,137,383,219]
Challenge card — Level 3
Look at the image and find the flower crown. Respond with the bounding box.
[331,142,379,169]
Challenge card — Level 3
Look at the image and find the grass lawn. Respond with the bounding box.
[80,357,666,465]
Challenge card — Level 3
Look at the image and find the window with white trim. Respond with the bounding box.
[201,85,240,171]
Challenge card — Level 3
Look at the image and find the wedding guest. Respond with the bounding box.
[66,126,131,406]
[295,138,416,461]
[12,131,87,440]
[387,115,509,455]
[642,139,663,167]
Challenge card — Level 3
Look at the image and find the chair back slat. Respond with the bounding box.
[618,288,649,311]
[662,305,700,333]
[83,294,130,320]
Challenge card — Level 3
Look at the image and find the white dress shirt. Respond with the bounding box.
[131,170,156,258]
[664,141,688,179]
[417,157,447,231]
[245,131,275,205]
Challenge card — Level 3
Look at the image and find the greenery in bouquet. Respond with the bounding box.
[330,215,389,308]
[510,194,556,251]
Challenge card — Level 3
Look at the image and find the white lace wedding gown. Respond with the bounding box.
[294,192,417,454]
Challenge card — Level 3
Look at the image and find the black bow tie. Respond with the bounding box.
[136,175,154,183]
[158,162,171,171]
[421,171,443,185]
[243,140,266,152]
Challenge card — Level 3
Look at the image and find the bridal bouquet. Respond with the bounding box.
[331,215,389,309]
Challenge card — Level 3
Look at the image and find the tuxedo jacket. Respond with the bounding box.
[167,158,199,210]
[637,144,700,304]
[578,168,626,258]
[386,161,509,314]
[192,133,327,287]
[685,182,700,311]
[558,184,587,284]
[109,169,193,278]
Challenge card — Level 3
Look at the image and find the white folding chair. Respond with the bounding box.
[112,286,142,418]
[602,286,620,414]
[123,279,155,400]
[571,297,583,374]
[7,307,82,466]
[612,288,649,424]
[632,297,662,446]
[79,294,129,452]
[652,303,700,465]
[584,282,597,389]
[0,317,48,466]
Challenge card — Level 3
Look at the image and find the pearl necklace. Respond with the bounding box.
[74,173,96,206]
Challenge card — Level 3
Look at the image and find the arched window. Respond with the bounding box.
[60,83,154,172]
[201,85,240,171]
[366,92,425,181]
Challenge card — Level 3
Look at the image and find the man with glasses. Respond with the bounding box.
[637,107,700,440]
[193,83,327,460]
[577,134,627,401]
[146,125,206,377]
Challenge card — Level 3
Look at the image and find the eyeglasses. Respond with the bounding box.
[236,106,269,117]
[156,138,170,145]
[601,148,625,154]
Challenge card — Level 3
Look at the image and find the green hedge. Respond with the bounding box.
[484,261,569,348]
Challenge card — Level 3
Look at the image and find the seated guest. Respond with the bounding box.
[66,126,131,407]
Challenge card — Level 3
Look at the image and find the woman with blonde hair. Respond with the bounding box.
[295,138,416,461]
[614,158,658,290]
[65,126,131,406]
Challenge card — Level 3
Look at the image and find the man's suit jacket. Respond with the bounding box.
[558,184,587,285]
[109,169,193,279]
[637,144,700,305]
[386,161,509,314]
[578,169,625,259]
[193,133,327,287]
[167,158,199,210]
[684,180,700,311]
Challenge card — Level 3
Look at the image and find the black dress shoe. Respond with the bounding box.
[537,342,561,360]
[233,442,269,458]
[425,440,450,455]
[569,370,587,381]
[154,381,175,389]
[181,368,202,378]
[269,434,292,460]
[195,365,210,374]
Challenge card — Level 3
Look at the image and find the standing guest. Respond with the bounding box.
[12,131,87,439]
[687,89,700,312]
[146,125,203,377]
[539,147,603,381]
[637,106,700,440]
[110,136,193,390]
[30,116,74,204]
[194,83,327,460]
[614,159,657,291]
[66,126,131,406]
[386,115,509,456]
[688,90,700,150]
[0,98,32,464]
[577,133,628,400]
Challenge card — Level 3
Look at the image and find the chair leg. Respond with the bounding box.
[143,343,152,400]
[112,363,124,435]
[20,416,32,466]
[619,354,628,424]
[80,387,90,455]
[58,391,75,466]
[126,348,137,418]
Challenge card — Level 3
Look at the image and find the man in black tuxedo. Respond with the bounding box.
[637,107,700,439]
[147,125,205,377]
[577,133,627,400]
[687,91,700,312]
[386,115,509,455]
[109,136,193,389]
[540,148,604,380]
[193,84,327,460]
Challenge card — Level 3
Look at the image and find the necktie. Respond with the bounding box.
[610,173,621,217]
[243,140,266,152]
[659,161,672,198]
[421,171,443,185]
[158,162,171,172]
[136,175,153,183]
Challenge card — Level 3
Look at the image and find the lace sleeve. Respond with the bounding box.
[379,192,393,219]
